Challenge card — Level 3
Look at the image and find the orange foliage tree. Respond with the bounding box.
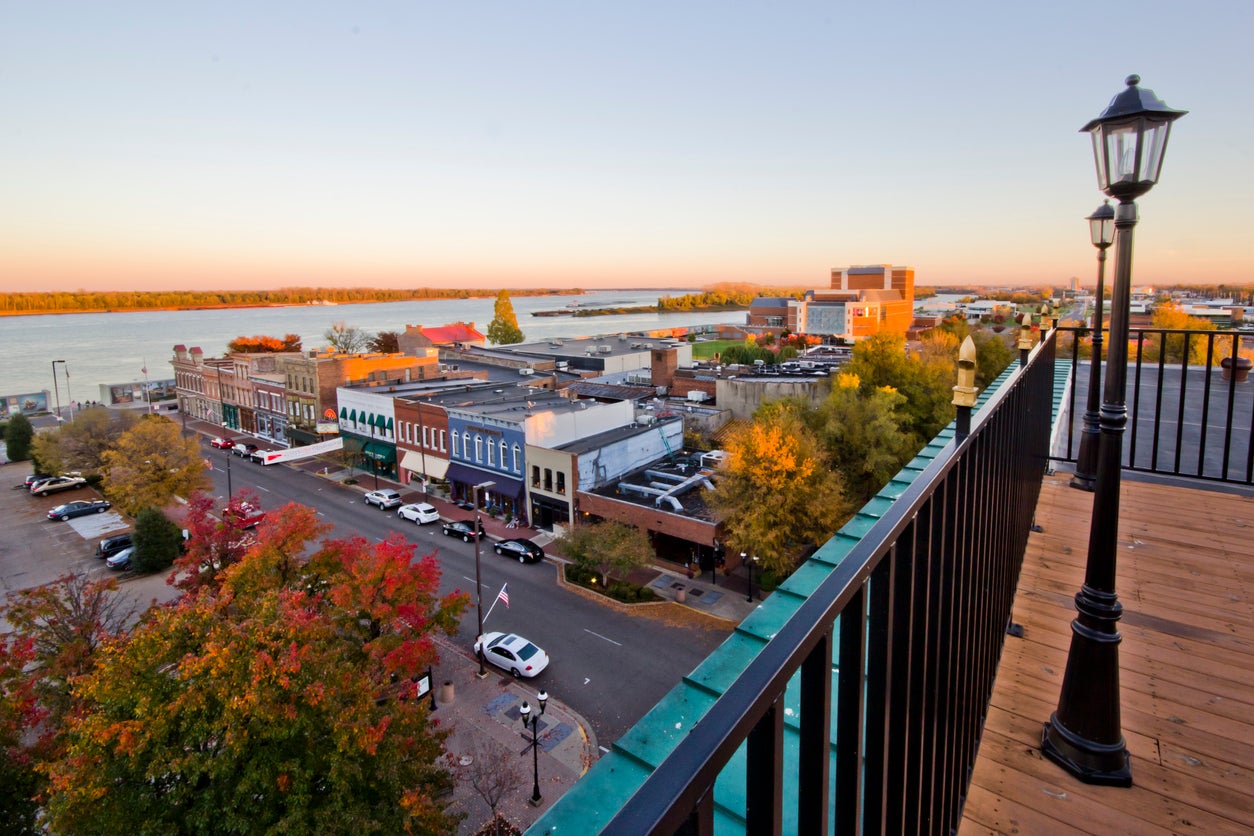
[42,502,469,834]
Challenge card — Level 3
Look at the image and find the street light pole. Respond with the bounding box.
[1043,75,1185,788]
[370,422,379,490]
[224,447,233,499]
[519,689,548,807]
[51,360,64,421]
[1071,200,1117,491]
[473,479,496,678]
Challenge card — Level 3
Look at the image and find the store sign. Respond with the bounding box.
[315,422,340,434]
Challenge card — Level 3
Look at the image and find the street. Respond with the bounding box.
[4,442,731,748]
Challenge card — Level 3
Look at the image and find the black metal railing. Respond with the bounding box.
[1055,326,1254,485]
[601,335,1057,834]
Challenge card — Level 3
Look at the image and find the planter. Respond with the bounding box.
[1221,356,1252,382]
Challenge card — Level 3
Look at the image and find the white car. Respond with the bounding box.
[364,489,403,510]
[397,502,440,525]
[474,632,550,678]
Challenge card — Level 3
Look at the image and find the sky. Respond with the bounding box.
[2,2,1251,293]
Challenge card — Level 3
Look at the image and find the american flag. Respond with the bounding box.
[496,584,510,609]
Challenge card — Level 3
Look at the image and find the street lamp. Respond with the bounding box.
[51,360,65,421]
[1071,200,1117,491]
[472,479,496,678]
[1043,75,1186,788]
[369,421,379,491]
[519,689,548,807]
[223,446,233,499]
[743,552,759,603]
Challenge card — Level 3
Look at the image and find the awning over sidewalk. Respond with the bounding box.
[445,463,524,501]
[400,450,448,479]
[360,441,396,465]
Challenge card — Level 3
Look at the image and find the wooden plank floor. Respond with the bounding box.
[959,472,1254,835]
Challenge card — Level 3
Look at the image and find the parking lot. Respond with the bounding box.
[0,461,179,626]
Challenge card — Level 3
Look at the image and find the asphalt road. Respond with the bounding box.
[3,428,728,746]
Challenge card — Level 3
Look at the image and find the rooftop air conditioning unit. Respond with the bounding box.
[519,368,535,376]
[597,345,612,354]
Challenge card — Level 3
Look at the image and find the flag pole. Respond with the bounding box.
[483,583,509,623]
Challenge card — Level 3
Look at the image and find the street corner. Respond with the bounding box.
[480,685,596,779]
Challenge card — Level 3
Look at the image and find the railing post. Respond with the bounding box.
[953,336,978,440]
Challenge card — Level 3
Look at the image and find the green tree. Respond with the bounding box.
[368,330,401,353]
[42,505,467,835]
[486,290,524,345]
[707,403,853,578]
[4,413,33,462]
[131,507,184,573]
[845,332,955,443]
[100,416,210,515]
[554,520,654,587]
[809,374,917,505]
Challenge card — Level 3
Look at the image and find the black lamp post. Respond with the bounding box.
[1043,75,1186,787]
[224,447,233,499]
[472,479,496,678]
[743,552,759,603]
[1071,200,1117,491]
[369,421,379,490]
[519,689,548,806]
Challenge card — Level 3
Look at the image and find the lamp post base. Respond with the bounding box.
[528,795,543,808]
[1069,473,1096,492]
[1041,716,1132,787]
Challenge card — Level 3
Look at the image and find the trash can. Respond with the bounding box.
[440,680,455,705]
[675,587,687,604]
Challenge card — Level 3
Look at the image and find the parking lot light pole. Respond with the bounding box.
[51,360,66,421]
[473,479,496,678]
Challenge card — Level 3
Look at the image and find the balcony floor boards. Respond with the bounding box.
[960,472,1254,835]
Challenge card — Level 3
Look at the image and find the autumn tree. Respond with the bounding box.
[43,504,468,835]
[100,416,210,516]
[0,627,40,834]
[227,333,302,353]
[707,403,854,578]
[131,507,184,573]
[0,574,134,754]
[1147,300,1223,365]
[324,320,373,353]
[486,290,524,345]
[369,330,401,353]
[170,489,271,593]
[30,406,138,478]
[3,413,33,461]
[554,520,654,587]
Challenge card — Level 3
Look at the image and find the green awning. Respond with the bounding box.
[349,408,357,424]
[374,413,387,430]
[340,406,348,421]
[385,417,394,433]
[360,441,396,465]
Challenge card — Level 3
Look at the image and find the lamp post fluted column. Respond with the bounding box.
[1071,201,1116,491]
[472,480,495,678]
[519,690,548,807]
[1043,74,1185,787]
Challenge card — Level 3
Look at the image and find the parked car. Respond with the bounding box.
[364,489,403,510]
[95,532,133,559]
[47,499,112,521]
[493,537,545,564]
[105,545,135,570]
[474,632,550,678]
[30,474,88,496]
[441,520,480,542]
[209,437,236,449]
[222,502,266,529]
[397,502,440,525]
[248,448,272,464]
[232,443,260,458]
[21,473,52,489]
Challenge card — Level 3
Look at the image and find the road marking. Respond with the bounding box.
[583,629,621,647]
[256,486,271,493]
[599,745,610,753]
[585,677,591,686]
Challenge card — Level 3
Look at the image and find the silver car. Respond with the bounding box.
[364,489,403,510]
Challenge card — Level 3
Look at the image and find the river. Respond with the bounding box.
[0,290,744,407]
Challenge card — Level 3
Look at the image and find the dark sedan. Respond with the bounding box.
[47,500,112,521]
[493,537,545,564]
[441,520,481,542]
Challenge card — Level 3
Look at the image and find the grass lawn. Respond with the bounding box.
[691,339,744,359]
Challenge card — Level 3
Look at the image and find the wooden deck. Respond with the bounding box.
[960,472,1254,835]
